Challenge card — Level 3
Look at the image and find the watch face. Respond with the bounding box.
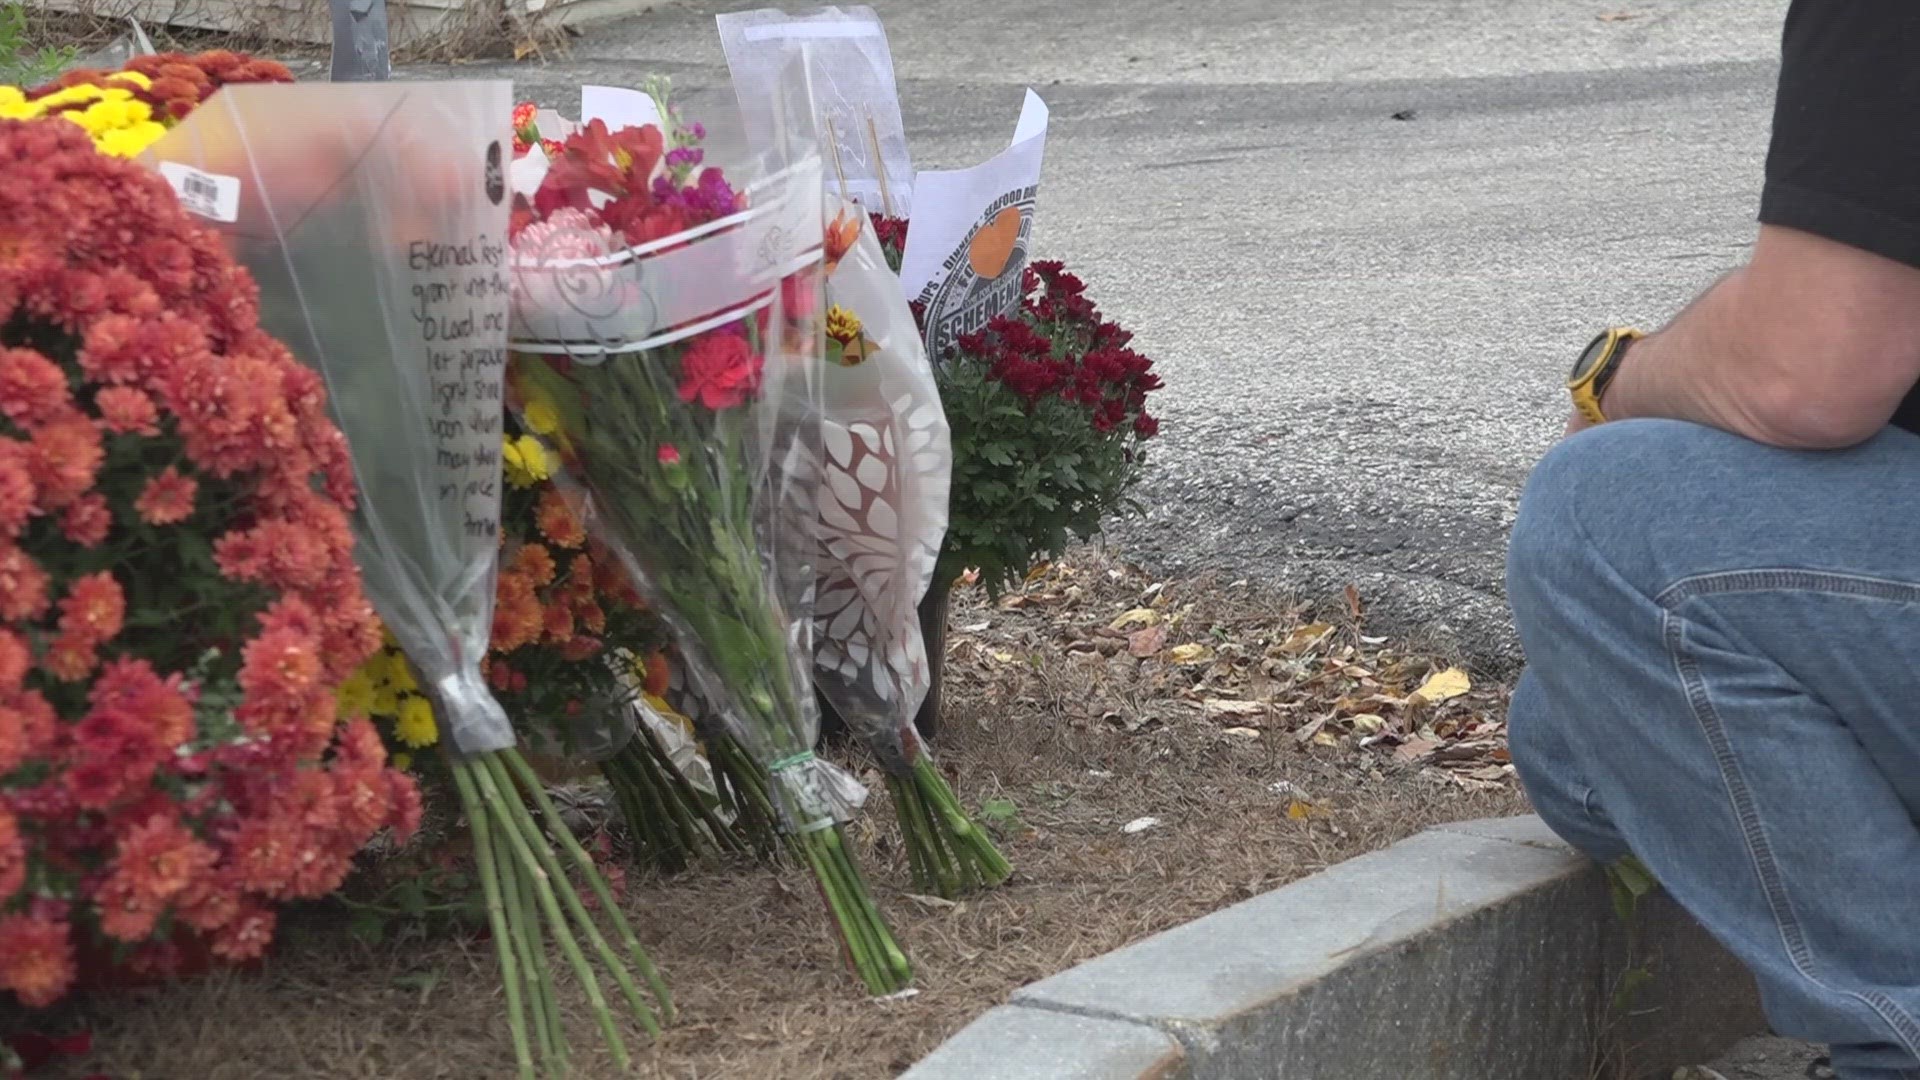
[1572,332,1612,382]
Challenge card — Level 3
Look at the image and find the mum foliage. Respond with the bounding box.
[0,118,416,1007]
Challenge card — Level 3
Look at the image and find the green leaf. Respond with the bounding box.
[348,909,387,946]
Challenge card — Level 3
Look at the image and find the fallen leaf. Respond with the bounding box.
[1121,816,1162,835]
[1293,715,1329,744]
[1127,624,1167,658]
[1109,607,1160,631]
[905,893,959,911]
[959,621,992,633]
[1349,713,1387,734]
[1168,643,1214,665]
[1286,799,1319,820]
[1202,698,1267,719]
[1597,10,1641,22]
[1392,736,1443,763]
[1344,584,1365,619]
[1311,730,1340,748]
[1491,747,1512,764]
[1025,562,1053,583]
[1221,726,1261,740]
[1412,667,1471,704]
[1278,622,1333,655]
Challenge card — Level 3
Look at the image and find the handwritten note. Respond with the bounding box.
[408,233,510,542]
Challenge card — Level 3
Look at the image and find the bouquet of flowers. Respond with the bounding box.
[870,217,1163,596]
[0,117,417,1007]
[139,81,670,1078]
[347,405,744,871]
[507,83,912,994]
[0,50,291,158]
[809,202,1009,896]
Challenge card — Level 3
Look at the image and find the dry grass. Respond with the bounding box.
[15,556,1526,1079]
[13,0,568,69]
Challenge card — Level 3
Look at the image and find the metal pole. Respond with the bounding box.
[329,0,392,82]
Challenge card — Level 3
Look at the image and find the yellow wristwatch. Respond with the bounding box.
[1568,328,1642,425]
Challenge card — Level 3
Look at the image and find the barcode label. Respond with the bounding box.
[156,162,241,223]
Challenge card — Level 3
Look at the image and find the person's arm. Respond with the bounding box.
[1579,0,1920,450]
[1595,225,1920,449]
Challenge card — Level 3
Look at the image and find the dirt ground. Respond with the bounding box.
[13,556,1525,1080]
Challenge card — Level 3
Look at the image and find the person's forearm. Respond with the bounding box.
[1601,226,1920,449]
[1600,272,1775,440]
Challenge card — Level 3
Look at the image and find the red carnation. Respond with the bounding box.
[675,331,763,411]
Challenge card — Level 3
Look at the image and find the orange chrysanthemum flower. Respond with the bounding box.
[237,627,323,714]
[535,487,587,548]
[511,542,557,588]
[39,634,96,683]
[57,571,126,647]
[93,384,160,435]
[26,416,102,510]
[111,812,216,901]
[0,808,24,901]
[209,903,275,963]
[0,441,32,540]
[0,914,74,1007]
[0,543,50,621]
[0,346,75,430]
[60,492,112,547]
[0,629,27,690]
[134,465,197,525]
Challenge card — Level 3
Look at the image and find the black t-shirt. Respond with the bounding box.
[1758,0,1920,434]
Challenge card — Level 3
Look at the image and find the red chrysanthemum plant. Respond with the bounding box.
[0,117,419,1009]
[867,218,1163,596]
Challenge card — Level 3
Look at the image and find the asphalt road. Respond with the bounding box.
[429,0,1792,670]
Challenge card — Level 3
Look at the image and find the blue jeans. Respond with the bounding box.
[1506,419,1920,1080]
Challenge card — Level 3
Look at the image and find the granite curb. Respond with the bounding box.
[902,815,1767,1080]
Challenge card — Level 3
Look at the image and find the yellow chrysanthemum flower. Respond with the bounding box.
[395,694,440,749]
[93,123,167,158]
[384,653,419,693]
[336,669,377,718]
[503,434,552,488]
[522,395,560,436]
[371,683,401,718]
[826,304,863,344]
[392,752,414,772]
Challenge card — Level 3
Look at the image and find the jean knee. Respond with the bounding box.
[1508,674,1629,862]
[1507,420,1713,624]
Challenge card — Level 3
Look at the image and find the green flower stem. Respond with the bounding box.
[503,751,675,1026]
[916,761,1011,887]
[886,776,934,892]
[892,775,956,896]
[619,752,689,869]
[797,829,886,995]
[473,758,635,1068]
[824,824,913,988]
[639,728,745,855]
[452,762,536,1080]
[500,809,562,1074]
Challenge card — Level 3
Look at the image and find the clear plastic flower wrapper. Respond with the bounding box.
[505,80,911,994]
[143,82,671,1078]
[812,197,1010,896]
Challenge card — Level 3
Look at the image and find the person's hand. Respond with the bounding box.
[1563,410,1595,439]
